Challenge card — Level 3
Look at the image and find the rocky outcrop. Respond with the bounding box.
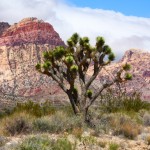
[0,22,10,36]
[91,49,150,101]
[0,17,64,46]
[122,50,150,101]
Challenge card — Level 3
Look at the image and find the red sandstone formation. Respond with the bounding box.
[0,17,64,46]
[0,17,66,104]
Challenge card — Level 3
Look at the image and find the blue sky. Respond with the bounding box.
[66,0,150,18]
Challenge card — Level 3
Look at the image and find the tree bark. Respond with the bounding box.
[67,91,80,114]
[84,106,89,122]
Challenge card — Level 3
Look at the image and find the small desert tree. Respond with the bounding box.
[36,33,131,121]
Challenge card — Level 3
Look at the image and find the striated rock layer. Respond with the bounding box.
[0,18,66,106]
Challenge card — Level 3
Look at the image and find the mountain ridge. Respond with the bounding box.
[0,17,65,46]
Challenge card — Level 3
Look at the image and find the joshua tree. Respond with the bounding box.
[36,33,132,122]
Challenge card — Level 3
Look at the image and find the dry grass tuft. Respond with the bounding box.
[0,111,34,136]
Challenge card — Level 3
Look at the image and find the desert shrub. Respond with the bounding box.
[109,142,119,150]
[33,117,52,132]
[0,101,74,120]
[80,136,97,145]
[0,112,34,136]
[13,135,52,150]
[33,112,66,133]
[0,136,8,147]
[0,108,13,119]
[143,112,150,126]
[113,114,141,139]
[13,100,56,117]
[13,135,76,150]
[57,105,74,117]
[53,138,76,150]
[118,122,140,139]
[93,113,117,134]
[100,92,120,113]
[100,92,150,113]
[71,128,83,140]
[121,95,150,112]
[98,140,107,148]
[93,113,141,139]
[66,115,84,132]
[79,136,99,149]
[33,111,83,133]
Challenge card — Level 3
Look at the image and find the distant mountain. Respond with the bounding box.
[120,49,150,100]
[90,49,150,101]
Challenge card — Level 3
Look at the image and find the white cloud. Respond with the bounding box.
[0,0,150,59]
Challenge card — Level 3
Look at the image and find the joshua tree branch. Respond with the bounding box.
[86,80,115,108]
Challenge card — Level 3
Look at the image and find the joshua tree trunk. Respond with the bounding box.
[67,90,80,114]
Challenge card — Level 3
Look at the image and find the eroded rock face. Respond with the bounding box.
[0,17,64,46]
[90,49,150,101]
[0,22,10,36]
[0,18,66,105]
[122,50,150,101]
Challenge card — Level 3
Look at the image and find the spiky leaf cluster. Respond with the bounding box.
[125,73,132,80]
[70,65,78,72]
[65,56,74,64]
[123,63,131,71]
[37,33,116,79]
[86,90,93,98]
[53,46,66,59]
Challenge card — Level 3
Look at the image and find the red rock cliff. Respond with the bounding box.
[0,17,64,46]
[0,18,66,105]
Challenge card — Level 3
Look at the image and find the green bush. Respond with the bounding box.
[100,92,150,113]
[55,105,74,117]
[13,135,76,150]
[80,136,97,145]
[0,107,15,119]
[33,111,83,133]
[109,142,119,150]
[121,96,150,112]
[14,135,53,150]
[53,138,76,150]
[33,117,52,132]
[13,101,56,117]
